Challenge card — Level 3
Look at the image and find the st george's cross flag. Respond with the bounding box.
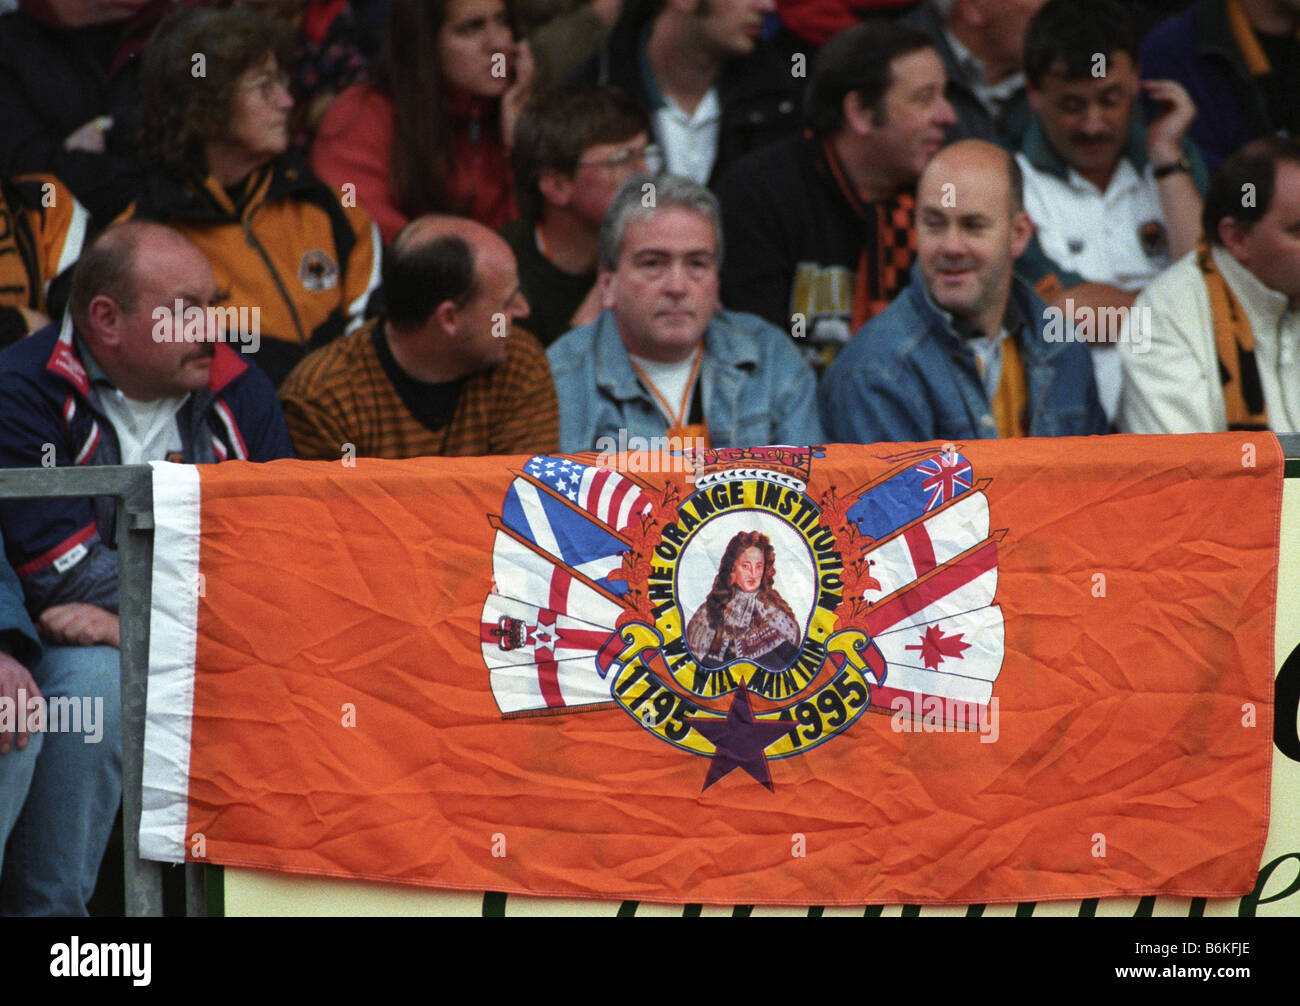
[139,435,1280,906]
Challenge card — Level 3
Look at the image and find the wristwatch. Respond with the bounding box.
[1152,156,1192,179]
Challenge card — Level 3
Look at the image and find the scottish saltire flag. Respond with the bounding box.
[501,477,630,595]
[848,451,974,542]
[488,530,625,628]
[523,455,652,532]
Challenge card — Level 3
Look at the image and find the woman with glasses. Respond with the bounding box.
[129,6,382,386]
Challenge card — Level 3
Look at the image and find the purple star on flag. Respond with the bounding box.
[687,685,792,792]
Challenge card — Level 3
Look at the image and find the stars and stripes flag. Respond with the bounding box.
[522,455,652,532]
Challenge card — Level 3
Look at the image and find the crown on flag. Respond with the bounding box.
[683,445,816,492]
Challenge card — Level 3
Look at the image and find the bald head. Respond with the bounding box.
[381,214,528,383]
[919,140,1024,220]
[384,215,516,331]
[69,220,220,401]
[915,140,1034,336]
[69,221,208,331]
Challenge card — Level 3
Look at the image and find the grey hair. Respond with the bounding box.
[933,0,957,19]
[597,173,724,272]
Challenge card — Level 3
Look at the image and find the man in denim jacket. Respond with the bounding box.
[547,174,824,454]
[822,140,1106,443]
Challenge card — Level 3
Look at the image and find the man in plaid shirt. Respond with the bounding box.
[279,215,560,460]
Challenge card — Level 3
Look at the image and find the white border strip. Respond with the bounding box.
[138,461,203,863]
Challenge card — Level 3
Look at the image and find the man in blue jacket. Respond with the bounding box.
[548,174,824,454]
[0,220,293,914]
[822,140,1107,444]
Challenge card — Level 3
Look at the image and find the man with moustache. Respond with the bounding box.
[821,140,1106,443]
[0,220,291,914]
[1011,0,1208,421]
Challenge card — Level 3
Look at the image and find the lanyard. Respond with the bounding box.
[628,345,704,430]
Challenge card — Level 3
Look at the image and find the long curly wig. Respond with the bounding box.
[702,531,796,630]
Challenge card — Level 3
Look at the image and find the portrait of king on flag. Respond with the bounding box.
[479,444,1006,787]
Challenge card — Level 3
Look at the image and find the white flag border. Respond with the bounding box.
[138,461,202,864]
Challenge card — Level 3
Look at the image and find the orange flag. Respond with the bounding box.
[140,434,1279,905]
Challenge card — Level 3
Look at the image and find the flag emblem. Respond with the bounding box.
[481,447,1005,788]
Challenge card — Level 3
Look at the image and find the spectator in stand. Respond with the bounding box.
[820,140,1107,443]
[0,532,45,914]
[1012,0,1208,422]
[129,6,381,387]
[0,173,90,348]
[278,215,559,459]
[217,0,383,151]
[900,0,1044,145]
[1120,137,1300,434]
[504,84,654,346]
[548,174,824,453]
[0,221,292,915]
[311,0,535,243]
[0,0,172,222]
[1140,0,1300,175]
[716,21,956,371]
[568,0,802,186]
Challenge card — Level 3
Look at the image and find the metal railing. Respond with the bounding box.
[3,434,1298,916]
[0,464,201,916]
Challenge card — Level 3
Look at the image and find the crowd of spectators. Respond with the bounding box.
[0,0,1297,915]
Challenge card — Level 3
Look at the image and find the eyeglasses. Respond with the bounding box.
[578,144,663,173]
[241,69,291,100]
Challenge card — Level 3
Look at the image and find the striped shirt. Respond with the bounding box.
[279,319,560,459]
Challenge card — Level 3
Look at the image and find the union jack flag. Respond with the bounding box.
[916,455,972,510]
[847,450,974,541]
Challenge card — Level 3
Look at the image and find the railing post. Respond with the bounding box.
[117,469,162,917]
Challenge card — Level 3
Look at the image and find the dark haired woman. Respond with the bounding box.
[310,0,533,243]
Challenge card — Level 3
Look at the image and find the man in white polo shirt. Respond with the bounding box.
[1120,137,1300,434]
[1012,0,1208,421]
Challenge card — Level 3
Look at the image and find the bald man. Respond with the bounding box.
[0,219,291,914]
[821,140,1107,443]
[278,216,560,459]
